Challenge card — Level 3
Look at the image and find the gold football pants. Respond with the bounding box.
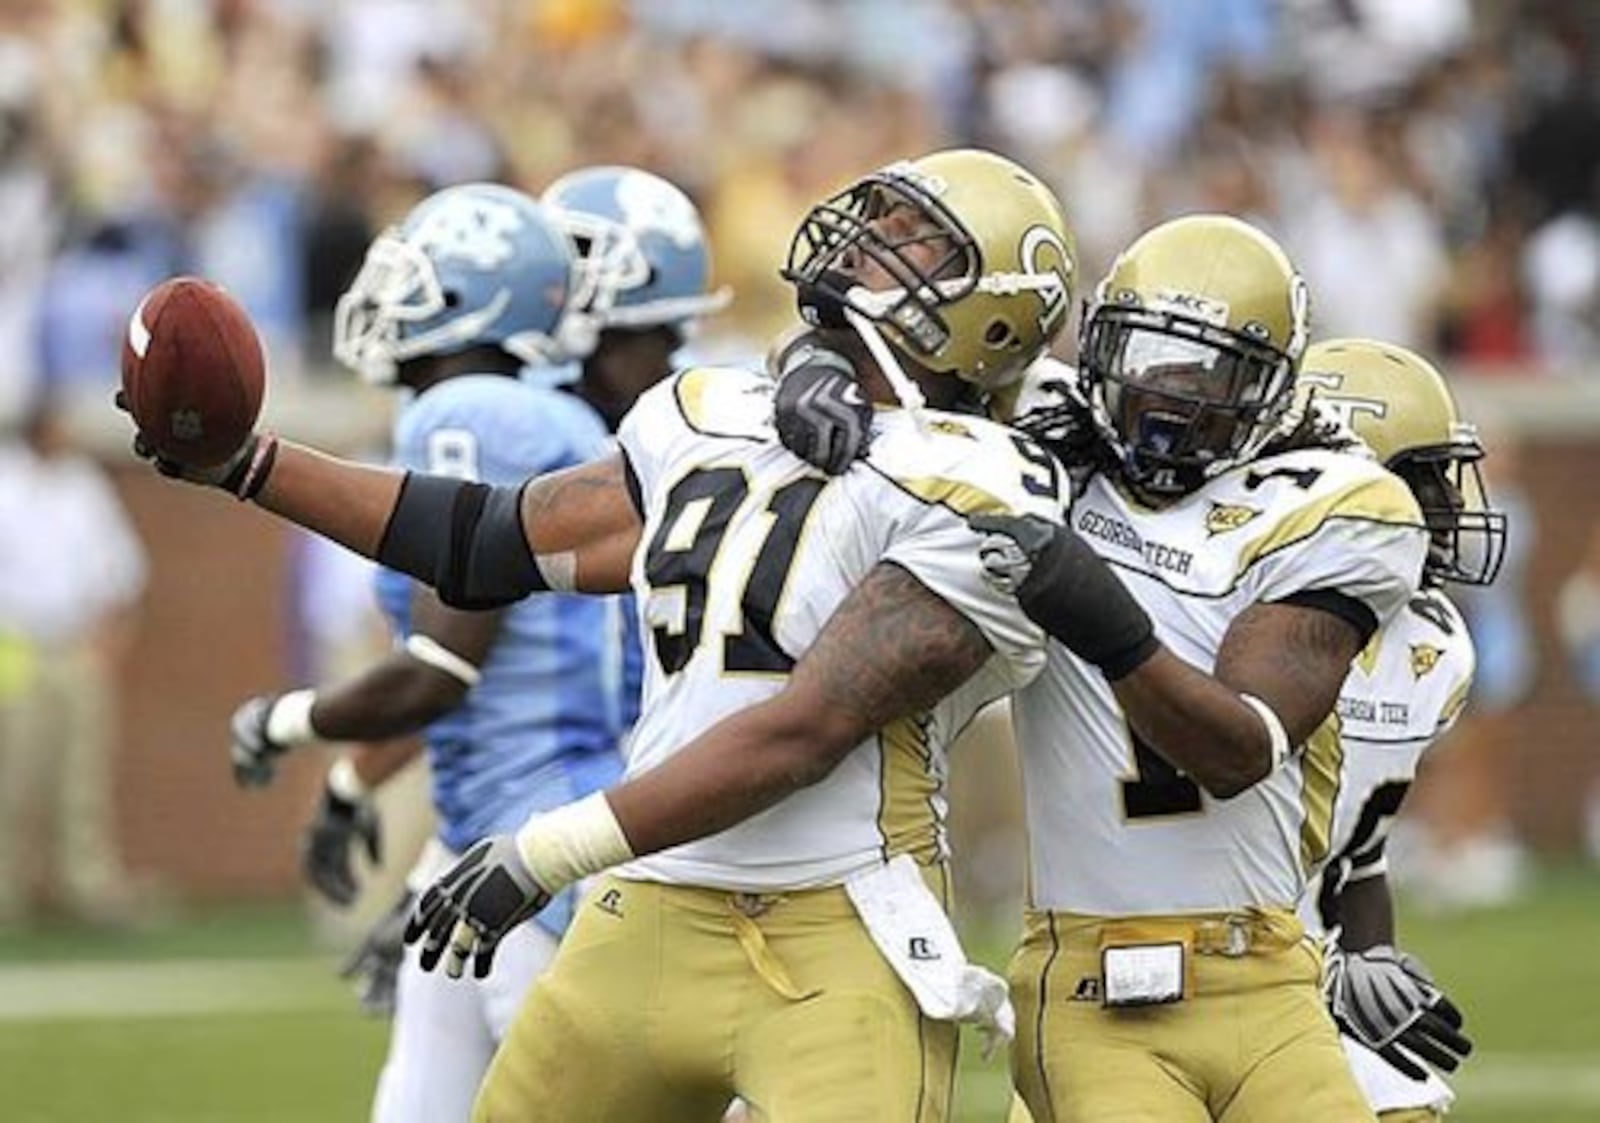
[1009,909,1377,1123]
[474,872,957,1123]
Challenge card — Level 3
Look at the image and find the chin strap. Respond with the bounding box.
[842,305,927,424]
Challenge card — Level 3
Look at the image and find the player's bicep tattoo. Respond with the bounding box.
[519,455,638,554]
[1216,600,1364,741]
[796,561,992,732]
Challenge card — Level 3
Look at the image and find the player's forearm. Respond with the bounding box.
[1113,647,1275,799]
[311,657,468,742]
[1335,873,1396,950]
[604,694,860,856]
[347,738,424,790]
[254,441,405,559]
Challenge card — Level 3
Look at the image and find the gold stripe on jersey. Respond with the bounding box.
[877,715,941,863]
[673,366,713,431]
[1238,473,1421,573]
[1298,714,1344,872]
[893,476,1015,518]
[1354,634,1381,678]
[1439,676,1471,728]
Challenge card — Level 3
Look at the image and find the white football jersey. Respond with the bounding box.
[1016,447,1429,914]
[1299,588,1475,937]
[615,366,1064,891]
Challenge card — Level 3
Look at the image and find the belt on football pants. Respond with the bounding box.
[1032,906,1307,958]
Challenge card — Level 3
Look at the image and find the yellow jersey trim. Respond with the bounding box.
[877,715,940,864]
[1299,713,1344,872]
[1238,474,1422,573]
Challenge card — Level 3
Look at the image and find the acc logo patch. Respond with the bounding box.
[1410,643,1443,679]
[1205,502,1261,536]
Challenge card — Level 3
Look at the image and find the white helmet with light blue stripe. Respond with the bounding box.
[334,183,575,385]
[540,166,730,357]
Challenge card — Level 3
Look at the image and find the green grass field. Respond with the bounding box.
[1,869,1596,1122]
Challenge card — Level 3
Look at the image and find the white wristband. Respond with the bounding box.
[514,793,634,894]
[1239,693,1292,771]
[327,755,370,803]
[404,634,482,688]
[266,689,318,746]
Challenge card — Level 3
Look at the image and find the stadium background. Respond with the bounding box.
[1,1,1599,1120]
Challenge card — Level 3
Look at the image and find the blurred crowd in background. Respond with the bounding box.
[1,0,1598,423]
[1,0,1599,926]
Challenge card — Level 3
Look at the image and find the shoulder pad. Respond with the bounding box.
[867,411,1064,519]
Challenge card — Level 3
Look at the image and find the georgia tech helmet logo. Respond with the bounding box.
[1205,502,1261,536]
[1020,224,1072,332]
[1300,372,1389,430]
[1410,643,1443,679]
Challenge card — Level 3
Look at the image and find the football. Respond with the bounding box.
[120,277,265,468]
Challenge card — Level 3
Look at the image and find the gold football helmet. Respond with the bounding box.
[1300,338,1507,585]
[1080,214,1310,496]
[783,148,1076,394]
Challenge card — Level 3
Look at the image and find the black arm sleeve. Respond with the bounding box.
[375,474,548,610]
[1016,526,1159,680]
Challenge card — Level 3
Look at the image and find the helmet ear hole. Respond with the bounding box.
[985,319,1017,348]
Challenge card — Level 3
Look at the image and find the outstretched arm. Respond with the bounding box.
[213,442,642,598]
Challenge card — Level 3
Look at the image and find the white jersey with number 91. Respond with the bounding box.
[615,365,1065,892]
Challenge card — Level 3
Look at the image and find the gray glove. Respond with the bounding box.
[1323,943,1473,1081]
[228,695,292,788]
[404,835,551,979]
[339,888,413,1017]
[773,343,872,475]
[302,780,382,907]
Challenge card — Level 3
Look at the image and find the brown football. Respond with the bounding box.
[120,277,265,468]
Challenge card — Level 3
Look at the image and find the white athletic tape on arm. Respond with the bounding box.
[266,689,318,745]
[1239,693,1292,771]
[533,550,577,592]
[514,792,634,894]
[404,634,482,688]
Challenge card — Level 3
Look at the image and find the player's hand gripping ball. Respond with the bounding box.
[120,277,265,469]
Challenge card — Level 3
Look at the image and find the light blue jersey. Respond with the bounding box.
[374,374,640,935]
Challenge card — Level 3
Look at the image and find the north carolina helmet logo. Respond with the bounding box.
[1205,502,1261,536]
[1410,643,1443,679]
[615,171,702,250]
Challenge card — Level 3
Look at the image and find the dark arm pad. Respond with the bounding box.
[1015,526,1159,680]
[375,474,547,610]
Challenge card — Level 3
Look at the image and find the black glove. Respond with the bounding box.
[339,888,413,1017]
[968,513,1158,680]
[302,780,383,907]
[403,835,551,980]
[773,343,873,475]
[228,695,293,788]
[1324,943,1474,1081]
[116,389,276,498]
